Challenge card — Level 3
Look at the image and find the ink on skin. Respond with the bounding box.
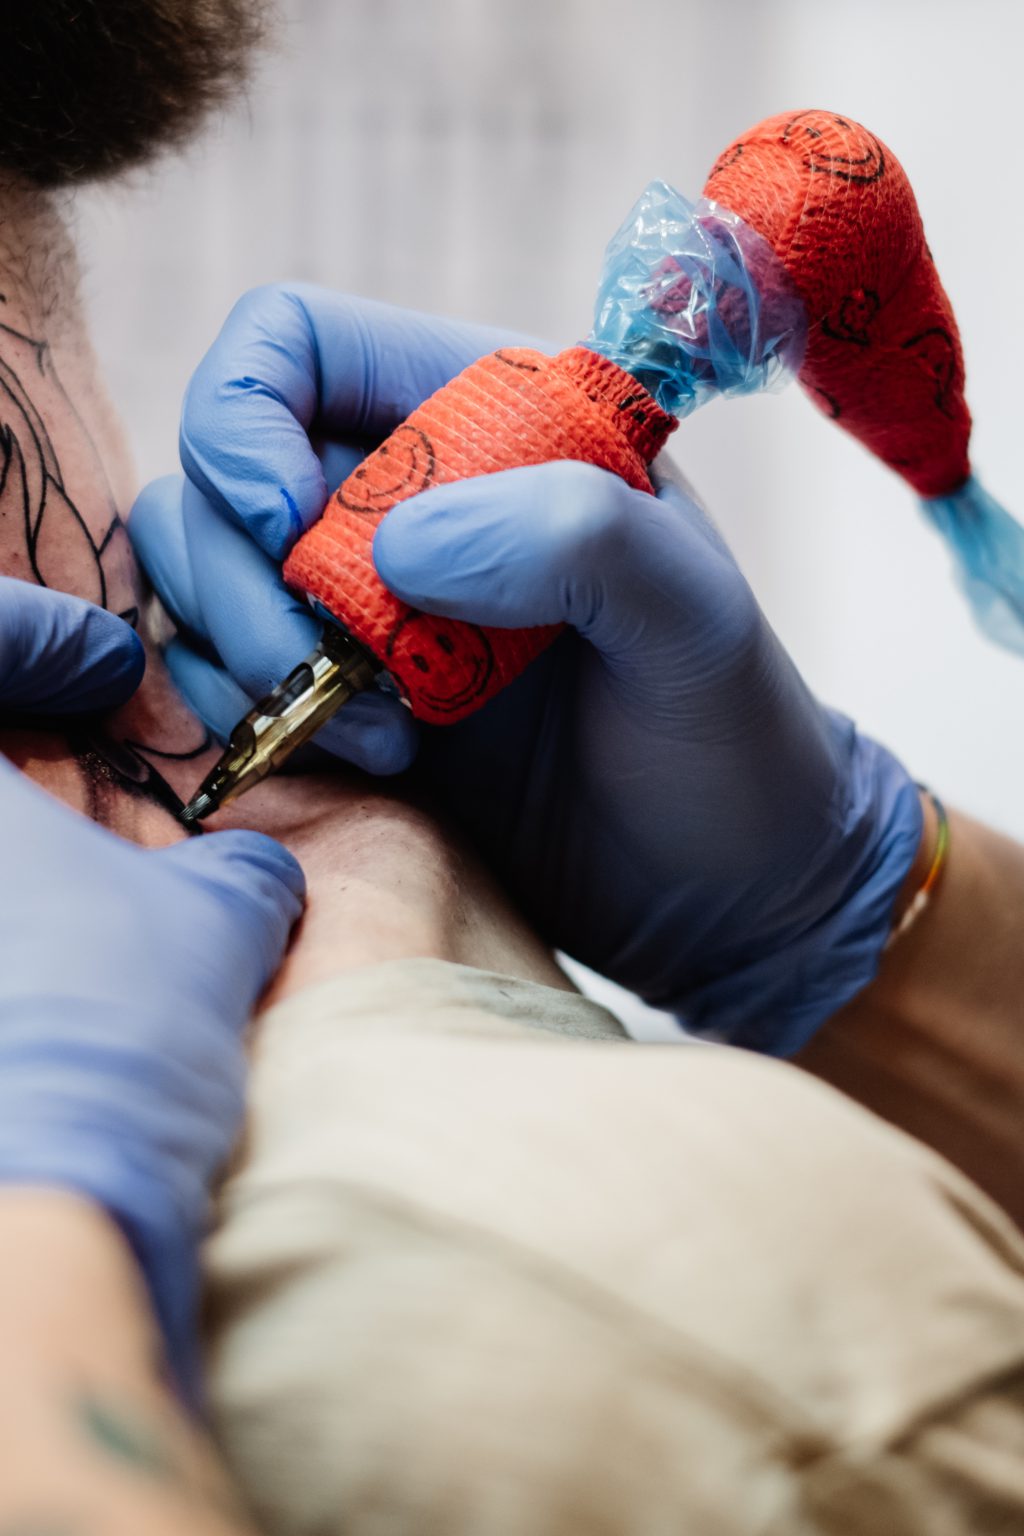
[0,324,211,828]
[76,1392,180,1484]
[66,730,204,834]
[74,1389,249,1524]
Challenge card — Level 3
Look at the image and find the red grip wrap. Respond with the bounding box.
[704,109,971,498]
[283,345,675,724]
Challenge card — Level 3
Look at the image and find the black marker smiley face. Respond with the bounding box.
[706,140,744,181]
[493,349,542,372]
[385,608,495,717]
[901,327,958,416]
[821,288,881,346]
[782,111,886,184]
[337,424,436,514]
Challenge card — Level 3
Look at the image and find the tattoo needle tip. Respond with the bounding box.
[179,790,215,828]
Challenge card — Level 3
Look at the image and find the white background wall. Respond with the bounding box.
[78,0,1024,855]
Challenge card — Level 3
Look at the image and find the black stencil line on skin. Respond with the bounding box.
[0,327,209,823]
[66,729,203,835]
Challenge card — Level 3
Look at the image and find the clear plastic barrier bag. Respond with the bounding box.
[585,180,807,418]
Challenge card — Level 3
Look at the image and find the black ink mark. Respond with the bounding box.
[707,142,744,179]
[821,289,881,347]
[0,326,112,609]
[901,326,957,417]
[616,393,648,426]
[384,607,495,714]
[806,384,842,420]
[336,423,436,513]
[126,732,212,764]
[493,349,542,371]
[0,325,211,797]
[782,112,886,184]
[66,729,203,833]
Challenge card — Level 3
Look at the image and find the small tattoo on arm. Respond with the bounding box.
[74,1390,249,1526]
[76,1392,180,1485]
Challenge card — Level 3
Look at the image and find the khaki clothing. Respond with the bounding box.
[204,959,1024,1534]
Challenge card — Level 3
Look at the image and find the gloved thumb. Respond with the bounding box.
[0,578,145,714]
[372,461,721,662]
[155,830,306,1001]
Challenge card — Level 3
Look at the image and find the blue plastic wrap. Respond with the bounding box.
[921,476,1024,654]
[585,180,808,418]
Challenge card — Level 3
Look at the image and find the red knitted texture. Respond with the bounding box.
[283,346,675,724]
[704,109,971,498]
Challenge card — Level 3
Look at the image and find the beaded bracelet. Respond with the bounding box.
[885,786,950,950]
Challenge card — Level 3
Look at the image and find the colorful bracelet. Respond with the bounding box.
[885,786,949,950]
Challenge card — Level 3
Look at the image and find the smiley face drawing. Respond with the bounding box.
[821,288,881,346]
[901,327,958,417]
[781,111,886,184]
[336,424,436,516]
[706,140,744,182]
[384,607,496,719]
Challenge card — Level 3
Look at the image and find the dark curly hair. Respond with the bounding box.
[0,1,271,189]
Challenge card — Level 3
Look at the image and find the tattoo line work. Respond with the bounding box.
[0,322,210,824]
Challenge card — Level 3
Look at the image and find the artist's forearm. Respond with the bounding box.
[0,1189,256,1536]
[798,810,1024,1225]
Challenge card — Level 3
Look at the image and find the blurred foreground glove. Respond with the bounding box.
[131,286,921,1055]
[0,577,305,1401]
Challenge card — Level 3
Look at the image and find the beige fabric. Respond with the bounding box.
[204,958,1024,1535]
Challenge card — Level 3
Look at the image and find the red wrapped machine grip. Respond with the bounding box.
[283,346,675,724]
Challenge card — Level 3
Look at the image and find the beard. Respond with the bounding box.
[0,0,271,189]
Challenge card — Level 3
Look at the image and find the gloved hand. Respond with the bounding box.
[131,285,922,1055]
[0,576,305,1401]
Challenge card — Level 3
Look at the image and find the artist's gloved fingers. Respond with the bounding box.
[181,284,535,560]
[163,639,252,743]
[182,479,322,698]
[315,438,368,495]
[0,577,145,713]
[154,830,306,1007]
[312,689,419,776]
[129,475,208,638]
[374,461,744,667]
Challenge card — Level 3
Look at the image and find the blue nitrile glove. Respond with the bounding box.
[0,577,305,1402]
[130,286,922,1055]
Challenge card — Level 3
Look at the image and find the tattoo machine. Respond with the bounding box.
[182,107,1024,824]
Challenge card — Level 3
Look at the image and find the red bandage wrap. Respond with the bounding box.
[704,109,971,499]
[283,346,675,724]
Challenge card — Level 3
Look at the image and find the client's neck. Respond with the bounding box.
[0,179,212,843]
[0,181,140,608]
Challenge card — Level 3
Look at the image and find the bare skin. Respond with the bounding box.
[799,803,1024,1231]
